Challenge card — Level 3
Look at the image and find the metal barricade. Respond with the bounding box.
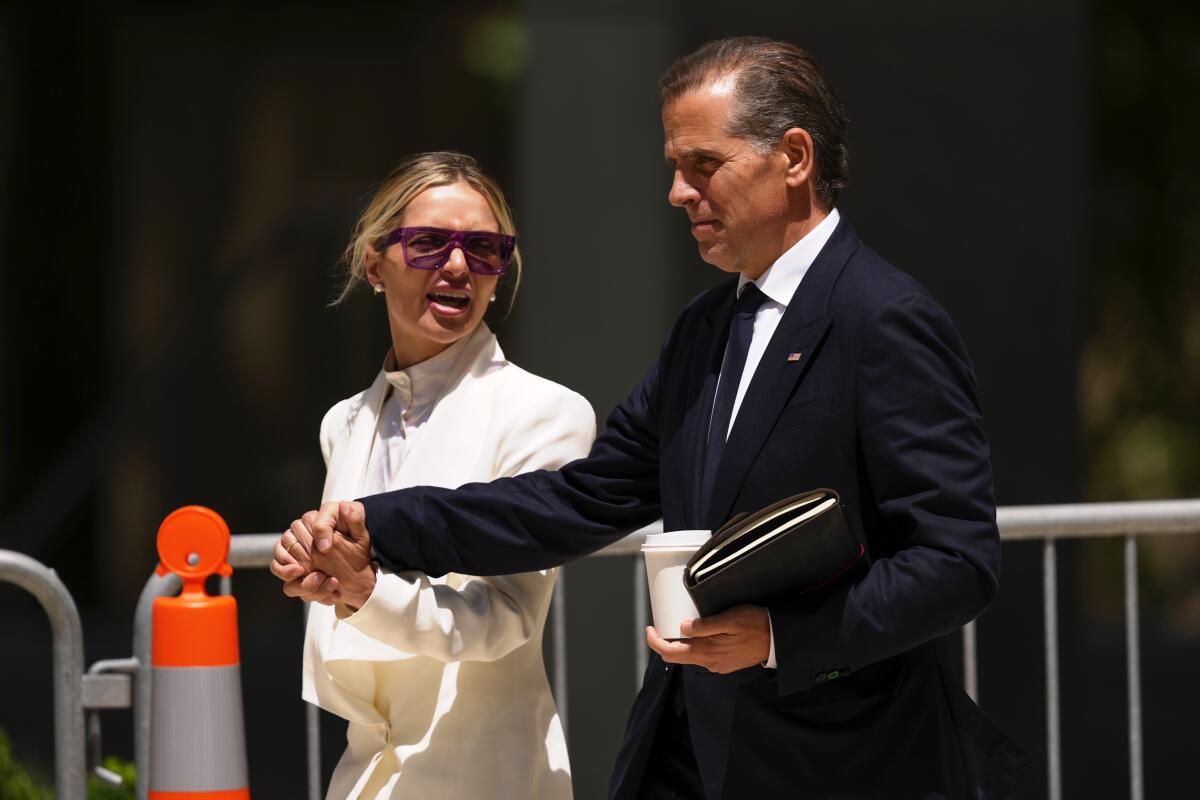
[5,498,1200,799]
[984,500,1200,800]
[0,550,87,800]
[176,501,1200,800]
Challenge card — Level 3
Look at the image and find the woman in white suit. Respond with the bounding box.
[270,151,594,799]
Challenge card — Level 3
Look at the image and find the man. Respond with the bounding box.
[276,36,1028,798]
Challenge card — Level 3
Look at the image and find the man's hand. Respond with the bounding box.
[269,501,375,609]
[646,605,771,674]
[310,501,375,610]
[312,500,369,554]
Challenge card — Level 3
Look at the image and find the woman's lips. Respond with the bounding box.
[427,292,470,316]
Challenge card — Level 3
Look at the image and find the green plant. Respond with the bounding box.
[86,757,136,800]
[0,726,52,800]
[1,725,137,800]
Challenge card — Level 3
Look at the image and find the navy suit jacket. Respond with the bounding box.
[361,218,1029,798]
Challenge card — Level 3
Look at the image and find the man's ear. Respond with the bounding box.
[781,127,816,189]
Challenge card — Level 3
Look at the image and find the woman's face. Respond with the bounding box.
[367,181,504,368]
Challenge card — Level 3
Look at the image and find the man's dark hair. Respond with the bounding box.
[659,36,850,210]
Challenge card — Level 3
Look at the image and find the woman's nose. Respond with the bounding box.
[441,246,469,277]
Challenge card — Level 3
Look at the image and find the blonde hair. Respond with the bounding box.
[335,151,522,312]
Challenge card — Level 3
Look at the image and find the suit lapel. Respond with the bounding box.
[704,314,832,528]
[703,218,861,529]
[680,289,736,525]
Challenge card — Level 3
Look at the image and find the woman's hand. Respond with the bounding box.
[269,510,340,604]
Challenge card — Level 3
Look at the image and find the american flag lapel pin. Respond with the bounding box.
[787,351,803,362]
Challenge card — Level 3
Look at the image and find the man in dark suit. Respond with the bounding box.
[276,36,1028,798]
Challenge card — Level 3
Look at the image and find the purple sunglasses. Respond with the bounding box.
[381,226,516,276]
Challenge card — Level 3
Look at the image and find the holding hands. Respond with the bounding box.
[272,502,772,672]
[270,500,376,610]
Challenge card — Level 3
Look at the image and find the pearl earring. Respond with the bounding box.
[373,284,384,295]
[489,294,497,302]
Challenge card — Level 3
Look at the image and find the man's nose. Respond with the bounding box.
[668,170,700,207]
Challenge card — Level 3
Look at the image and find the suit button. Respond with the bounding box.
[815,672,828,683]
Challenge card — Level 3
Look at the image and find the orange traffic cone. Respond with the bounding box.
[149,506,250,800]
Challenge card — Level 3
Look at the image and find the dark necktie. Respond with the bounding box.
[700,283,768,518]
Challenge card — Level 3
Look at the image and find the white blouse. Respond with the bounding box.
[361,334,472,497]
[302,324,595,800]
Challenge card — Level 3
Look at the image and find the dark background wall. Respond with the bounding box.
[1,2,1197,798]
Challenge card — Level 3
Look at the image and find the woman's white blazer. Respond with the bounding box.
[302,325,595,800]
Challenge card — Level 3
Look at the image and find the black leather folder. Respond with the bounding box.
[683,488,867,617]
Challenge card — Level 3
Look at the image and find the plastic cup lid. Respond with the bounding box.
[642,530,711,549]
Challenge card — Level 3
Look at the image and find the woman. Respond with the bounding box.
[273,151,593,799]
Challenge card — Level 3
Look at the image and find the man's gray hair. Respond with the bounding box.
[659,36,851,210]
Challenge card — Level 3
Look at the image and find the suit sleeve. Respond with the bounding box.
[770,291,1000,694]
[342,392,597,662]
[361,352,671,578]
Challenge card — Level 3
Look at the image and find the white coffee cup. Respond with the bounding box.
[642,530,711,639]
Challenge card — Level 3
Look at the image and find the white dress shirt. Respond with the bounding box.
[714,207,841,668]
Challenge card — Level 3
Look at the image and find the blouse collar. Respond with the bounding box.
[381,328,478,411]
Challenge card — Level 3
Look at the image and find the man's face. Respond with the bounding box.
[663,78,791,278]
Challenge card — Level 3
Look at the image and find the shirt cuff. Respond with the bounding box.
[763,609,777,669]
